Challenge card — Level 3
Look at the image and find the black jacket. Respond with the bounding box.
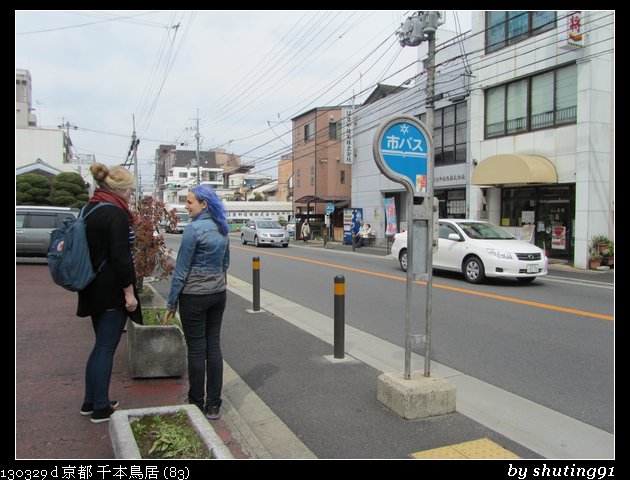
[76,203,142,323]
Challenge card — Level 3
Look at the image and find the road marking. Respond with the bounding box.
[410,438,520,459]
[232,245,613,321]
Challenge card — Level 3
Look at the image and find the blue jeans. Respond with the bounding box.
[84,309,127,410]
[179,291,226,410]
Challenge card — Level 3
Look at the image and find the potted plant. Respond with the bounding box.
[588,235,606,269]
[109,404,234,459]
[133,197,178,292]
[601,239,614,268]
[127,305,187,378]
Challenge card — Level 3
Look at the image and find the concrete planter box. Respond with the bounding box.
[127,312,187,378]
[109,404,233,459]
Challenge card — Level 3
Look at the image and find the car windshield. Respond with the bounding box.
[256,221,282,229]
[458,222,515,240]
[176,213,189,222]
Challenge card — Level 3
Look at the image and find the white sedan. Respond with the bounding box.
[391,219,548,284]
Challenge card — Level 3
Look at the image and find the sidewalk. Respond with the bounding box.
[15,261,613,459]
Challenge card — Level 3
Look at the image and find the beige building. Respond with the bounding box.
[277,154,293,202]
[291,107,351,219]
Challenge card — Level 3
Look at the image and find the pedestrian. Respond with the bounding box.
[162,184,230,420]
[77,162,142,424]
[301,220,311,243]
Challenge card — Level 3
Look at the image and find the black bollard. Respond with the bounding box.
[334,275,345,359]
[252,256,260,312]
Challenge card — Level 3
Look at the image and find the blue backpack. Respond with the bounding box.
[48,202,113,292]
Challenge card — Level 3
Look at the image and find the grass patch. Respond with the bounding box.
[130,410,214,459]
[142,307,182,328]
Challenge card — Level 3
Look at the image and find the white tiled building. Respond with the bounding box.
[469,11,614,269]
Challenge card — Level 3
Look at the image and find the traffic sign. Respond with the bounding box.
[372,115,432,197]
[326,203,334,214]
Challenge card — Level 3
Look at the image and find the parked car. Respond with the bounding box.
[391,219,548,284]
[16,206,79,257]
[241,219,289,248]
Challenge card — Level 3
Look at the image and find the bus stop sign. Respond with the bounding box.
[372,115,432,197]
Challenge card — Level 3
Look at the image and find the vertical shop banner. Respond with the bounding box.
[342,107,353,164]
[384,198,398,237]
[552,226,566,249]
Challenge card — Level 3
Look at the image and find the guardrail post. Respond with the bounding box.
[252,256,260,312]
[334,275,345,359]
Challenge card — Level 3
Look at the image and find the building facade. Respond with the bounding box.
[350,11,613,269]
[468,11,614,268]
[291,107,351,220]
[351,29,471,240]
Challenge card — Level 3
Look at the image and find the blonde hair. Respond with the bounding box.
[90,162,134,191]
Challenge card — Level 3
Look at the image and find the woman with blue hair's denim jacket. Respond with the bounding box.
[163,185,230,420]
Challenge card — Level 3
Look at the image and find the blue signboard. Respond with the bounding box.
[372,115,432,196]
[326,202,334,214]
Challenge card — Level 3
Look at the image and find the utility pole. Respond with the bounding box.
[398,11,443,378]
[195,109,201,185]
[132,114,140,206]
[57,118,77,164]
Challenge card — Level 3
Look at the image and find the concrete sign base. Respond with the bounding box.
[377,371,456,420]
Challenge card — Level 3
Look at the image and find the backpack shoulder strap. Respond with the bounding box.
[82,202,115,219]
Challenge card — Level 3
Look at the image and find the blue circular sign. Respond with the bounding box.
[373,115,432,195]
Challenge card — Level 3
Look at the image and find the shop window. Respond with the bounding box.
[501,188,536,226]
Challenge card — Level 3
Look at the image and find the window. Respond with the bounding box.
[502,188,536,227]
[485,64,577,138]
[178,172,188,178]
[555,64,577,125]
[28,214,57,229]
[486,12,556,53]
[340,170,345,184]
[16,214,25,228]
[506,80,528,133]
[439,223,460,239]
[531,71,554,129]
[426,103,468,167]
[304,122,315,142]
[329,122,341,140]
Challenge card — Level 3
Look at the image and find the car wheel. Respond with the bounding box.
[517,277,536,283]
[399,249,408,272]
[254,236,260,247]
[463,256,485,284]
[241,235,247,245]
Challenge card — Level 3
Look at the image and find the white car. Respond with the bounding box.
[391,219,547,284]
[241,219,289,248]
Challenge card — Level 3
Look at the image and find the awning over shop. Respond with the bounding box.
[471,154,558,186]
[294,195,350,207]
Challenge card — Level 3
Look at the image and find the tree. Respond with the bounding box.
[252,192,263,201]
[50,172,89,208]
[133,196,178,291]
[16,173,51,205]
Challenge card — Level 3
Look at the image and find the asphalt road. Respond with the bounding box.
[165,233,614,434]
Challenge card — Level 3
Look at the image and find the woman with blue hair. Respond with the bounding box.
[163,185,230,420]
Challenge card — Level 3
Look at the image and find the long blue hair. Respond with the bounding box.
[191,184,229,236]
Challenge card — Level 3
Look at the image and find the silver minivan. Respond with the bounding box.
[16,206,79,257]
[240,219,289,248]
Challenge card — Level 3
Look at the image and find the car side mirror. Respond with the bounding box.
[448,233,462,241]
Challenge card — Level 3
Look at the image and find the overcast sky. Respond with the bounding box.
[15,10,471,187]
